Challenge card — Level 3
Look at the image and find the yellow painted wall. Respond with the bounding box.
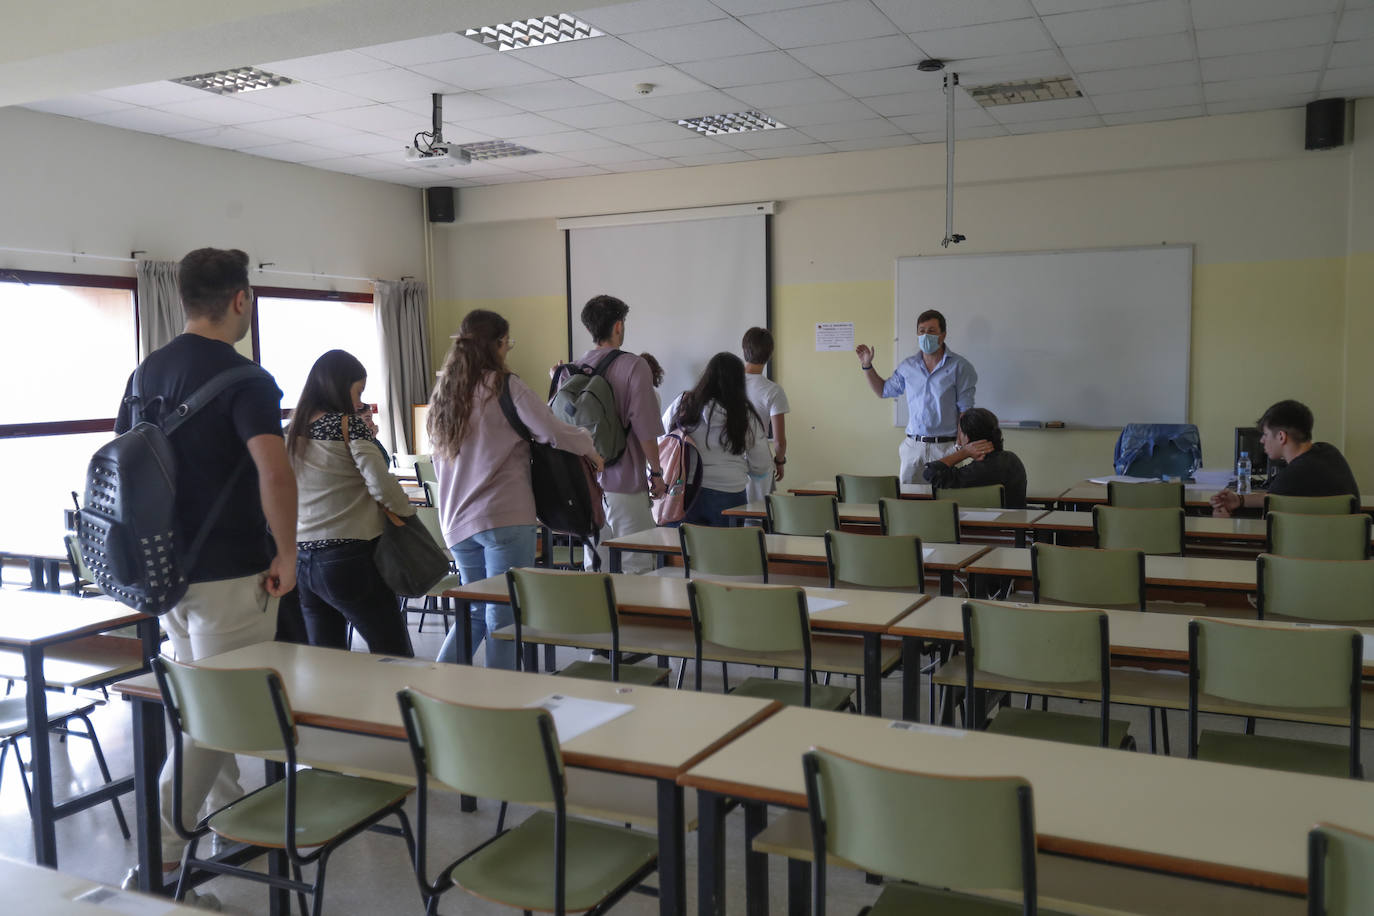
[1342,100,1374,490]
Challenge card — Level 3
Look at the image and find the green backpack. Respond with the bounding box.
[548,349,630,465]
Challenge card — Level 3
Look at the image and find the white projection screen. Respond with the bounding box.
[562,204,772,406]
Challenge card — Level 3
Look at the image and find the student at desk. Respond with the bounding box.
[921,407,1027,508]
[1211,399,1360,517]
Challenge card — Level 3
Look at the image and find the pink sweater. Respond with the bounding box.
[432,373,597,547]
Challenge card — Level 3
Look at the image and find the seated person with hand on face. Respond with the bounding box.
[921,407,1027,509]
[1211,399,1360,517]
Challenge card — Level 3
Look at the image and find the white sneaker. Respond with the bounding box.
[181,888,222,911]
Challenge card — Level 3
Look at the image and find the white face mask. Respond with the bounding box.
[918,333,941,354]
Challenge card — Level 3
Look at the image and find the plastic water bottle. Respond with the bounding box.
[1236,451,1252,496]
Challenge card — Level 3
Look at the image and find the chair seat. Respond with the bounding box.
[870,882,1080,915]
[1198,730,1353,778]
[985,708,1133,750]
[558,659,670,686]
[425,573,462,597]
[729,677,853,711]
[0,694,99,737]
[451,809,657,912]
[208,769,411,848]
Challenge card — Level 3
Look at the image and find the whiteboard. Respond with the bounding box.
[566,212,768,403]
[894,245,1193,428]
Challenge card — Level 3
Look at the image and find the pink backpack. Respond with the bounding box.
[652,429,703,526]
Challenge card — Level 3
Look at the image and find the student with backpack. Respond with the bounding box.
[662,353,772,527]
[429,310,601,669]
[741,327,790,504]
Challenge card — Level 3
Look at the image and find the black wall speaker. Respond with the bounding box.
[426,186,456,223]
[1305,98,1346,151]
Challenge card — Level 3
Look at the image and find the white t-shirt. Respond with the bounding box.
[663,395,772,493]
[744,373,790,440]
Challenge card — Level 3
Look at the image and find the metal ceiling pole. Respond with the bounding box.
[942,72,965,248]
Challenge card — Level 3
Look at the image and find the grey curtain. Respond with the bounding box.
[374,279,432,454]
[136,259,182,358]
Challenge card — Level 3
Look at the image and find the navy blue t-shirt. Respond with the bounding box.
[115,334,284,583]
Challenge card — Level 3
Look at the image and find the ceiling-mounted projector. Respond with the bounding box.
[405,144,470,167]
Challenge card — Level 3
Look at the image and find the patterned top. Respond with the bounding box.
[297,413,380,550]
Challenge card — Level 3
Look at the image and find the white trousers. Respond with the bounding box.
[158,572,279,860]
[744,471,774,505]
[898,437,961,485]
[585,489,657,574]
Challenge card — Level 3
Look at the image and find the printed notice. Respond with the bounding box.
[527,694,634,742]
[815,322,854,352]
[803,596,849,615]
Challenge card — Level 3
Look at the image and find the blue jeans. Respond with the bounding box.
[436,525,535,669]
[681,487,747,527]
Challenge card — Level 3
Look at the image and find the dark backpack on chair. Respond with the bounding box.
[76,364,268,615]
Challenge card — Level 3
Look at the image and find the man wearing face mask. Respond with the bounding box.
[855,308,977,483]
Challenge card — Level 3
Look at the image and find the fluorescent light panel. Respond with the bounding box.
[966,76,1082,107]
[678,111,787,136]
[173,67,294,95]
[464,14,603,52]
[458,140,539,160]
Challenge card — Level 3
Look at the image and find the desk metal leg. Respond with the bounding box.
[28,558,46,591]
[744,801,768,916]
[23,644,57,865]
[656,780,685,916]
[455,600,474,665]
[901,637,923,722]
[1015,530,1027,548]
[861,634,881,717]
[263,760,289,916]
[540,526,552,568]
[787,859,811,916]
[131,695,167,893]
[939,570,953,596]
[696,791,728,916]
[609,547,623,574]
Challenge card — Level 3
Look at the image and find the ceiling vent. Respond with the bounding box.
[965,75,1081,107]
[678,110,787,136]
[458,140,539,161]
[172,67,294,95]
[464,14,603,51]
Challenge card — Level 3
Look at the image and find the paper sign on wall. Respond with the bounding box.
[815,322,854,352]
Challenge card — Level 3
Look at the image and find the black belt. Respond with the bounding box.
[908,435,955,443]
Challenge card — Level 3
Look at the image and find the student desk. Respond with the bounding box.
[1032,511,1374,551]
[599,527,989,595]
[1057,482,1217,509]
[679,705,1374,914]
[0,590,157,868]
[721,502,1048,546]
[446,572,925,717]
[0,534,70,592]
[0,855,205,915]
[964,547,1256,597]
[788,480,1069,506]
[114,641,779,916]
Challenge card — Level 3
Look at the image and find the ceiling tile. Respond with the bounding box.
[572,0,727,34]
[1091,83,1203,112]
[1203,72,1320,103]
[1206,94,1312,114]
[158,95,294,126]
[1321,64,1374,92]
[565,143,668,164]
[355,34,489,66]
[478,80,611,111]
[826,134,915,151]
[509,36,663,78]
[166,125,283,150]
[314,104,427,132]
[605,158,681,171]
[87,107,214,135]
[750,141,836,157]
[891,105,997,131]
[243,116,358,142]
[633,137,734,157]
[1004,113,1106,133]
[678,51,815,88]
[247,141,340,163]
[622,19,776,63]
[574,66,712,100]
[259,51,392,82]
[909,18,1055,60]
[393,93,519,121]
[799,117,905,141]
[984,95,1097,122]
[875,0,1035,32]
[1100,104,1203,124]
[1337,8,1374,41]
[632,89,751,119]
[592,120,698,143]
[1200,45,1328,83]
[308,155,398,175]
[546,101,660,128]
[767,98,879,125]
[729,77,849,108]
[1030,0,1142,12]
[741,0,900,50]
[828,65,934,99]
[327,132,408,155]
[711,0,835,13]
[1075,60,1198,95]
[505,130,618,152]
[787,35,923,75]
[1195,16,1338,58]
[1191,0,1341,31]
[715,126,814,148]
[912,123,1010,141]
[94,81,206,106]
[861,89,949,117]
[1329,38,1374,69]
[247,83,371,115]
[460,112,570,137]
[1061,32,1195,72]
[493,152,586,172]
[673,150,758,166]
[412,54,552,90]
[1042,0,1190,46]
[314,68,458,104]
[22,96,133,118]
[534,165,612,179]
[954,49,1075,84]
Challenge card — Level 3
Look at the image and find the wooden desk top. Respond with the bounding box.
[0,590,148,649]
[788,480,932,498]
[0,534,69,563]
[447,572,928,634]
[1033,511,1268,540]
[0,855,203,914]
[723,502,1048,530]
[115,641,777,782]
[602,528,990,572]
[966,547,1256,591]
[679,705,1374,893]
[1059,482,1215,508]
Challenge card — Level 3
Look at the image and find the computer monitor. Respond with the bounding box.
[1234,426,1269,478]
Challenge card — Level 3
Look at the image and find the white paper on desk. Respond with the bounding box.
[72,887,181,915]
[377,656,434,668]
[1088,475,1161,484]
[527,694,633,742]
[888,720,965,737]
[804,597,848,614]
[922,547,936,559]
[960,511,1003,522]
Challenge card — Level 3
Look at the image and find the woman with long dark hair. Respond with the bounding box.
[286,348,415,656]
[662,352,772,526]
[429,309,602,668]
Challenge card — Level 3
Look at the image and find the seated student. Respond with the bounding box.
[741,327,790,504]
[1211,399,1360,517]
[921,407,1027,509]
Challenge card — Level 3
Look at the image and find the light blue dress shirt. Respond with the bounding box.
[882,348,977,437]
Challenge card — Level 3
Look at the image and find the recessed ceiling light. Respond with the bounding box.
[678,111,788,136]
[463,14,603,52]
[172,67,295,95]
[966,75,1081,107]
[458,140,539,161]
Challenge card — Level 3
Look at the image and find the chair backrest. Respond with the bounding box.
[397,688,562,805]
[824,530,924,591]
[1031,543,1145,611]
[413,457,438,505]
[1107,480,1184,508]
[1309,824,1374,916]
[412,506,452,558]
[1092,505,1184,555]
[687,579,809,655]
[679,524,768,579]
[1264,493,1359,515]
[834,474,898,503]
[1257,554,1374,623]
[934,484,1004,509]
[64,532,97,584]
[507,568,617,636]
[1266,512,1372,561]
[879,498,959,543]
[803,747,1035,906]
[766,494,838,537]
[1190,618,1360,712]
[153,658,294,753]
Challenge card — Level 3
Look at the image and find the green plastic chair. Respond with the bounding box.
[153,658,415,915]
[803,748,1037,915]
[1092,505,1184,555]
[506,569,668,686]
[834,474,898,503]
[1257,554,1374,624]
[1187,619,1362,779]
[397,689,658,915]
[1266,512,1372,561]
[687,580,852,710]
[962,601,1133,749]
[765,494,838,537]
[1030,543,1145,611]
[1264,493,1359,515]
[934,483,1005,509]
[1107,480,1184,508]
[1309,823,1374,916]
[679,524,768,580]
[414,457,438,506]
[413,506,460,634]
[824,530,924,592]
[879,497,959,542]
[62,533,103,597]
